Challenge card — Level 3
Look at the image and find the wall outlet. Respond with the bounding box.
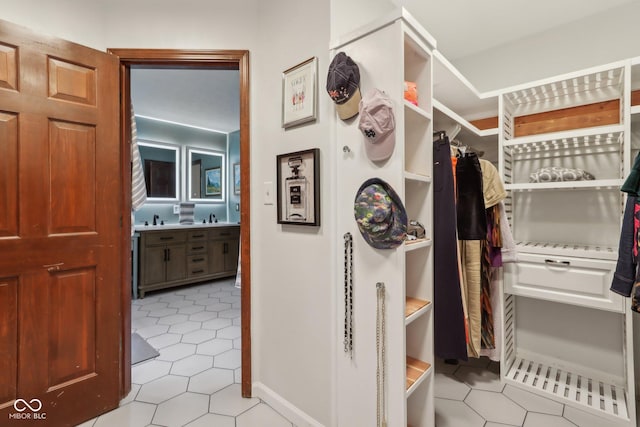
[173,204,180,214]
[235,203,240,212]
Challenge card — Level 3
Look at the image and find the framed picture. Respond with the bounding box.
[282,57,318,129]
[276,148,320,226]
[205,167,221,195]
[233,162,241,195]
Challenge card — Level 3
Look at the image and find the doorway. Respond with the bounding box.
[108,49,252,399]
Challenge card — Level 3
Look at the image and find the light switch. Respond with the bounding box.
[263,181,274,205]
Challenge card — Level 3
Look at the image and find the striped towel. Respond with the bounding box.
[131,102,147,212]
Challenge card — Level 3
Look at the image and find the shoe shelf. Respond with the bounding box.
[406,356,432,398]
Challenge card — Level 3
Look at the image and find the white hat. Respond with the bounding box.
[358,89,395,161]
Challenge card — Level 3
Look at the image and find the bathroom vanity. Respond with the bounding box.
[135,223,240,298]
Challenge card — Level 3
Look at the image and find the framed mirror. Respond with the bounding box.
[138,140,180,201]
[187,147,225,202]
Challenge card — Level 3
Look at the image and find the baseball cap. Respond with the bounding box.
[354,178,407,249]
[326,52,361,120]
[358,89,395,161]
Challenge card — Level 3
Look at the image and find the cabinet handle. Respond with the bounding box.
[167,249,171,261]
[192,269,204,274]
[192,246,204,250]
[544,259,570,266]
[192,257,205,263]
[163,249,168,262]
[192,234,204,238]
[220,232,230,236]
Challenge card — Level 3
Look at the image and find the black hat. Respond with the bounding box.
[326,52,361,120]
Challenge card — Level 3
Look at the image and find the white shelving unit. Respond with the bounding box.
[500,61,636,425]
[334,9,435,427]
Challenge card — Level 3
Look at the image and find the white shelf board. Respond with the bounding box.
[404,100,432,121]
[504,356,630,423]
[514,241,618,261]
[432,50,499,121]
[404,171,431,183]
[505,179,623,192]
[405,301,432,326]
[433,99,498,138]
[631,105,640,116]
[406,362,433,399]
[503,124,625,148]
[404,238,432,252]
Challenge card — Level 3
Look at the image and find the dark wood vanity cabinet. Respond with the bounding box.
[137,225,239,298]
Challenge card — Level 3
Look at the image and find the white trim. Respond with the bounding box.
[135,114,230,134]
[252,382,325,427]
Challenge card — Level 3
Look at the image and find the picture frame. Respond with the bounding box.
[282,57,318,129]
[276,148,320,226]
[205,167,221,195]
[233,162,241,195]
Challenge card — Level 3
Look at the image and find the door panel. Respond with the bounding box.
[0,277,17,409]
[0,19,121,426]
[0,112,18,237]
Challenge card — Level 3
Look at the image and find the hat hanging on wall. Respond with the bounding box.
[326,52,361,120]
[358,88,396,161]
[354,178,407,249]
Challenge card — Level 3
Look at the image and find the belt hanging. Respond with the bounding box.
[343,232,353,357]
[376,282,387,427]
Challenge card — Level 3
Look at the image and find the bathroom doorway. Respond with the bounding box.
[109,49,252,398]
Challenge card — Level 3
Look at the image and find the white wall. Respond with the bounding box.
[252,0,333,424]
[0,1,335,423]
[330,0,396,44]
[451,1,640,92]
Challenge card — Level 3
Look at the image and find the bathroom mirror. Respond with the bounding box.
[138,140,180,201]
[187,147,225,202]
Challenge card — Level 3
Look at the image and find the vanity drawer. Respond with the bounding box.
[504,253,623,312]
[188,230,208,241]
[143,231,187,246]
[187,242,208,254]
[209,227,240,240]
[187,254,208,277]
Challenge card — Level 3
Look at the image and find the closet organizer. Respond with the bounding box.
[333,7,639,427]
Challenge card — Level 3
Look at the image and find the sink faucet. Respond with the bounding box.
[153,214,160,226]
[209,213,218,223]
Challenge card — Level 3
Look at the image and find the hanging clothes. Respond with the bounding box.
[433,134,468,361]
[130,102,147,236]
[455,152,486,239]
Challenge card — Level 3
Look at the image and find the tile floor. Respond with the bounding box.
[76,278,293,427]
[435,356,633,427]
[75,277,636,427]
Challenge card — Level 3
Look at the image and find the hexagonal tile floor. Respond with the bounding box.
[435,357,632,427]
[78,278,293,427]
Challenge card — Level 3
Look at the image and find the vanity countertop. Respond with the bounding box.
[134,222,240,232]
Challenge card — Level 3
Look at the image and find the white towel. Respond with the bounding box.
[131,103,147,212]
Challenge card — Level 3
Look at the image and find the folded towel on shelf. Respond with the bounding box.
[529,166,595,183]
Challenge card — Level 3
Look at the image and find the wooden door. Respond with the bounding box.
[0,20,122,426]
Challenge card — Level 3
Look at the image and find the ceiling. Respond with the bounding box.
[130,0,633,132]
[130,67,240,134]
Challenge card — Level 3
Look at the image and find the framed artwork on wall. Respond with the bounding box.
[276,148,320,226]
[282,57,318,129]
[205,167,221,195]
[233,162,241,195]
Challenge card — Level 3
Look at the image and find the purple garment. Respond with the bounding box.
[487,206,502,267]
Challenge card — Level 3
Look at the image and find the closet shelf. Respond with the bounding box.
[405,297,431,325]
[503,66,625,116]
[406,356,432,398]
[505,356,630,423]
[404,171,431,183]
[404,238,432,251]
[630,105,640,116]
[515,241,618,261]
[433,99,498,138]
[404,100,432,122]
[505,179,623,192]
[503,124,624,149]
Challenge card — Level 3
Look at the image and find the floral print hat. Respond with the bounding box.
[354,178,407,249]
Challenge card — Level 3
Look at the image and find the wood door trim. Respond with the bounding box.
[108,48,252,398]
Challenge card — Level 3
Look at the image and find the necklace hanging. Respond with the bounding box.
[343,232,354,357]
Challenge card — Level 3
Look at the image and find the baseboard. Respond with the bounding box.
[252,382,325,427]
